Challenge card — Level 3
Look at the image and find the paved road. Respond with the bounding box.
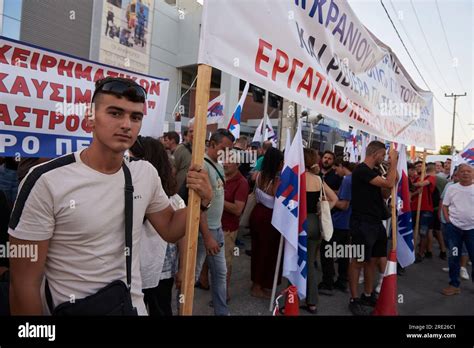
[180,228,474,316]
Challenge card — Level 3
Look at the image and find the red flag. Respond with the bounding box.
[373,250,398,316]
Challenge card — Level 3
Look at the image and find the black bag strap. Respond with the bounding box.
[122,162,133,289]
[45,162,134,312]
[204,157,225,184]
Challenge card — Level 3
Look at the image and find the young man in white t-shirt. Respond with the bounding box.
[441,164,474,296]
[8,77,212,315]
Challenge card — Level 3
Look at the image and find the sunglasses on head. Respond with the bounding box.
[92,79,147,103]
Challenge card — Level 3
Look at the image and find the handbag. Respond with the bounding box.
[317,176,334,242]
[45,163,138,316]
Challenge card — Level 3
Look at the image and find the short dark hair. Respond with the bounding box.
[407,163,415,170]
[334,156,356,172]
[164,131,179,145]
[322,150,335,160]
[414,160,422,166]
[210,128,235,145]
[92,77,146,105]
[365,141,385,156]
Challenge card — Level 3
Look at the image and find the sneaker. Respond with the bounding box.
[349,298,371,316]
[425,251,433,259]
[439,251,447,260]
[441,285,461,296]
[442,267,449,272]
[318,282,334,296]
[460,267,470,280]
[360,292,377,307]
[235,238,245,247]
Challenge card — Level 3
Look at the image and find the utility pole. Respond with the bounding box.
[444,93,467,154]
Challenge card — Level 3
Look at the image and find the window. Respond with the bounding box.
[2,16,21,39]
[4,0,23,20]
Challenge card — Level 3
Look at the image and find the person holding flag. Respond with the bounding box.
[348,141,398,316]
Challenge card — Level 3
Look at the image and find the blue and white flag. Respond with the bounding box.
[272,122,308,299]
[227,82,250,139]
[207,93,225,125]
[396,144,415,268]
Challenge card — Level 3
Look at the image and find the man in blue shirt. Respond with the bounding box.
[319,159,354,294]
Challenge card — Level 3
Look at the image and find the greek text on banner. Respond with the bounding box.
[198,0,435,149]
[0,36,169,158]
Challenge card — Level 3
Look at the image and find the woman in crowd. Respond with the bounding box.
[304,148,338,313]
[130,136,184,316]
[249,148,284,298]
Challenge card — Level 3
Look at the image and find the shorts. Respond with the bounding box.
[411,211,434,236]
[350,217,387,262]
[430,209,441,231]
[419,211,433,237]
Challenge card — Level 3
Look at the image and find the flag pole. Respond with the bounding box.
[179,64,212,315]
[391,143,398,251]
[413,149,427,255]
[269,235,284,312]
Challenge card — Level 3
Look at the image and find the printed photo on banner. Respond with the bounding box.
[0,36,169,159]
[100,0,154,74]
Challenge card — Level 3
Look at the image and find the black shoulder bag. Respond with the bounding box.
[45,163,138,316]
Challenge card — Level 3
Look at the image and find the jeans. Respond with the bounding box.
[419,211,433,237]
[196,227,229,315]
[0,167,18,207]
[444,223,474,288]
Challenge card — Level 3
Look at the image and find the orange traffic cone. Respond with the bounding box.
[272,286,299,316]
[284,285,299,316]
[373,250,398,316]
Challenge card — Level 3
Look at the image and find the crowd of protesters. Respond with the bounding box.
[0,78,472,317]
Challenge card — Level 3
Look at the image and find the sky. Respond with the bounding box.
[347,0,473,152]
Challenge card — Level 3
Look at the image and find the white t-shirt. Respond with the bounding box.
[443,183,474,230]
[8,150,170,315]
[140,194,185,290]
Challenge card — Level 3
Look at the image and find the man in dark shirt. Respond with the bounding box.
[348,141,398,315]
[320,151,342,191]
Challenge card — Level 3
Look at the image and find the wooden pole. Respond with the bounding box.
[391,143,398,251]
[269,235,284,312]
[179,64,212,315]
[413,149,427,253]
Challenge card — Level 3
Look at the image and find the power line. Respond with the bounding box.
[388,0,445,93]
[434,0,474,115]
[379,0,430,89]
[434,0,467,93]
[409,0,452,92]
[379,0,453,115]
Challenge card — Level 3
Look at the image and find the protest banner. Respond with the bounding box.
[198,0,435,149]
[0,36,169,158]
